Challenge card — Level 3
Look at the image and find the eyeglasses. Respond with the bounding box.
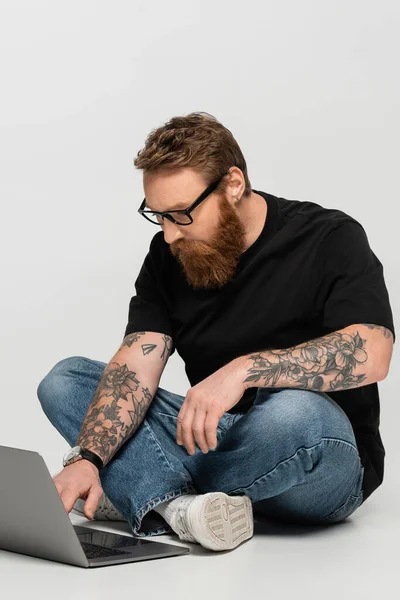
[137,169,231,226]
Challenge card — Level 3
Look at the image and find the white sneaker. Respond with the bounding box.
[72,492,127,521]
[172,492,253,551]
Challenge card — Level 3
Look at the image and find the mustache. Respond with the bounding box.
[171,239,209,253]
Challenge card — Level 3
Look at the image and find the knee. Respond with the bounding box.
[36,356,87,413]
[272,388,355,444]
[256,388,330,441]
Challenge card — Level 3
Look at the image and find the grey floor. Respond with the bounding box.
[1,479,398,600]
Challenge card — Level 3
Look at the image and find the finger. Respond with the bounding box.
[176,415,184,446]
[181,408,196,455]
[176,404,188,445]
[204,412,220,450]
[84,486,104,520]
[192,409,209,453]
[61,488,81,514]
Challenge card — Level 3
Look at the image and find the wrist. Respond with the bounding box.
[81,457,101,473]
[63,444,104,471]
[66,456,99,472]
[230,354,250,391]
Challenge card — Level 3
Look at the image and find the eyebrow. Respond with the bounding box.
[145,200,188,211]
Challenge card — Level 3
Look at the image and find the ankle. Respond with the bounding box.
[153,494,197,529]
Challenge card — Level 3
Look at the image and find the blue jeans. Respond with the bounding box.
[37,356,365,537]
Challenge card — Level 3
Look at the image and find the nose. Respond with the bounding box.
[162,219,184,245]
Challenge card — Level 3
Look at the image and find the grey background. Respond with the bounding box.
[0,0,398,597]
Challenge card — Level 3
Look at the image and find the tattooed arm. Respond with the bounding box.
[75,331,173,466]
[236,324,394,393]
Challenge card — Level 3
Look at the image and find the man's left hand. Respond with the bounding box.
[176,357,246,455]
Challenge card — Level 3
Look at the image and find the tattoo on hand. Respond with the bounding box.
[244,330,370,391]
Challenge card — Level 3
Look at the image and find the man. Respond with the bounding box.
[37,112,395,552]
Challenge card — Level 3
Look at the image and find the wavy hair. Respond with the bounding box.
[133,111,252,198]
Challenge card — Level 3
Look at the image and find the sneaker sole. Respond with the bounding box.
[189,492,254,551]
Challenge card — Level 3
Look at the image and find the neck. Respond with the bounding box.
[238,191,268,252]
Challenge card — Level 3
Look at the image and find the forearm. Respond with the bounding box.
[235,324,393,393]
[76,332,173,466]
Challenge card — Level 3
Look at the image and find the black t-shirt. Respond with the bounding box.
[125,190,396,503]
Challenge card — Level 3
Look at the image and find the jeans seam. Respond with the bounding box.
[226,437,360,496]
[153,411,178,420]
[143,420,176,471]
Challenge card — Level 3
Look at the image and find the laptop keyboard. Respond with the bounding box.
[80,541,130,559]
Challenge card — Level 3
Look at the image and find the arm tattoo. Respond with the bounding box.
[77,332,173,463]
[141,343,157,355]
[120,332,173,361]
[119,332,146,349]
[76,361,153,464]
[161,334,173,363]
[359,323,394,341]
[244,329,369,391]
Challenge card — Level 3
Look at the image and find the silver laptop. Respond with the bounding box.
[0,445,190,568]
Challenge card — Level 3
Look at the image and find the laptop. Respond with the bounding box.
[0,445,190,568]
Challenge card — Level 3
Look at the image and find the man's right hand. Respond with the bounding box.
[52,459,104,520]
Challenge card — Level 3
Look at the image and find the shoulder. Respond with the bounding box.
[318,218,371,257]
[266,191,365,247]
[316,217,379,277]
[276,193,359,230]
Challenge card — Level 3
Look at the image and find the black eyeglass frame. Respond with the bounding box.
[137,169,231,226]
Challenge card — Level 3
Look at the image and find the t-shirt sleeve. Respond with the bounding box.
[316,220,395,342]
[124,247,175,355]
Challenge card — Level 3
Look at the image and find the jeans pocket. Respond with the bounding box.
[321,465,365,524]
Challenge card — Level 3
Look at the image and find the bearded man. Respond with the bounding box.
[38,111,395,552]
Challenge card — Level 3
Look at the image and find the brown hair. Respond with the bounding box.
[133,111,252,198]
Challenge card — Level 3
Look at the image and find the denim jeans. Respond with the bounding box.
[37,356,365,537]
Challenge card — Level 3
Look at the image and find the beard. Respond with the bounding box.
[169,193,247,290]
